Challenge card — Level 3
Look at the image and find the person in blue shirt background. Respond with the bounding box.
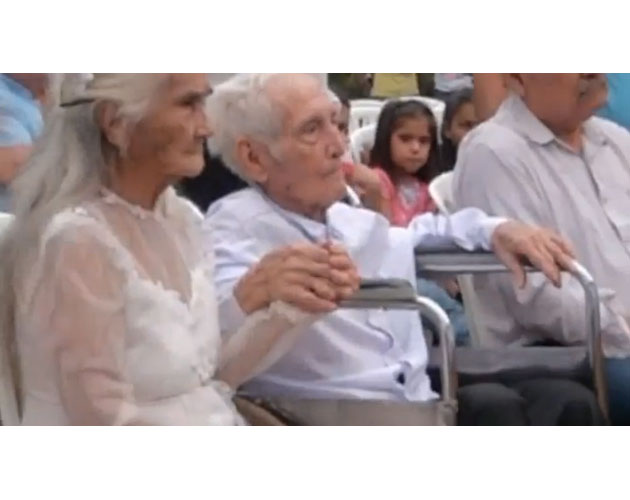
[598,74,630,130]
[0,73,47,211]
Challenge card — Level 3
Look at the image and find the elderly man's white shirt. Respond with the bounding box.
[205,188,502,401]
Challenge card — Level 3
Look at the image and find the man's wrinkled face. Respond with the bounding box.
[259,75,347,216]
[518,73,608,133]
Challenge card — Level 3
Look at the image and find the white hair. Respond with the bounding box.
[207,73,328,181]
[0,73,169,417]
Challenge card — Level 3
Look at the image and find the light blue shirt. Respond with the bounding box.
[204,188,503,401]
[0,74,43,147]
[598,74,630,130]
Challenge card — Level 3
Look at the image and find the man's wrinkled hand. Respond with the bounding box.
[491,221,576,288]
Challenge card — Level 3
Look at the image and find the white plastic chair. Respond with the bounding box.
[349,106,381,134]
[350,99,383,109]
[0,213,17,425]
[349,124,376,164]
[427,175,487,347]
[428,172,455,214]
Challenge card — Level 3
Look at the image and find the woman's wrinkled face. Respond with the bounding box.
[126,74,212,179]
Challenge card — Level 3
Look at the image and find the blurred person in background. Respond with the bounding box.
[0,73,48,211]
[440,88,478,172]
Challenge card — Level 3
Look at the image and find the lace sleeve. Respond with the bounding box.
[217,301,317,389]
[28,219,140,425]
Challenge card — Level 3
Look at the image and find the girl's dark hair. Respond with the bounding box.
[439,88,474,172]
[369,99,441,183]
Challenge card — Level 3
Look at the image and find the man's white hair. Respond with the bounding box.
[207,73,328,181]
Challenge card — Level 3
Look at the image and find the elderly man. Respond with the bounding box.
[453,73,630,424]
[203,73,601,425]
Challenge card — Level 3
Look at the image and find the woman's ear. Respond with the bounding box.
[235,137,270,184]
[95,101,129,154]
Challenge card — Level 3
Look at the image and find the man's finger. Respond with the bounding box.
[545,239,575,273]
[283,272,337,302]
[292,244,331,263]
[285,256,332,278]
[549,234,576,258]
[497,248,527,289]
[288,288,337,314]
[528,244,561,287]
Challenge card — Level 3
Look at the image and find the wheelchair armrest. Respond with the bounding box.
[339,279,457,404]
[414,247,607,417]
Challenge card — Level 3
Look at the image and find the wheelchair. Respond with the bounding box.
[237,249,606,426]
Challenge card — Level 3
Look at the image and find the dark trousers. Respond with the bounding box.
[457,379,605,426]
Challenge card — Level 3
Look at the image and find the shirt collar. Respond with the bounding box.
[498,93,608,148]
[265,194,331,242]
[498,94,556,145]
[254,187,346,243]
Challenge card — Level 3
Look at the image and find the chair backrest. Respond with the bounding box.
[429,172,455,214]
[0,213,19,425]
[350,99,383,109]
[349,106,382,134]
[349,124,377,164]
[427,184,488,347]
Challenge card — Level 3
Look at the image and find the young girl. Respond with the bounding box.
[330,86,385,212]
[369,99,441,227]
[440,89,478,172]
[369,99,470,345]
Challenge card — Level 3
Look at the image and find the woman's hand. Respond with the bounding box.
[234,243,360,315]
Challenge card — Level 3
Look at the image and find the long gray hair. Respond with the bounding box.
[0,73,169,423]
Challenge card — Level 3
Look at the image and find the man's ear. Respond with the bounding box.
[235,137,270,184]
[95,101,129,153]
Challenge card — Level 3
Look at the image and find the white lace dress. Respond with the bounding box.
[15,188,309,425]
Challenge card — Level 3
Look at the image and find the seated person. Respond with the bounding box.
[371,73,419,98]
[440,89,478,172]
[364,98,468,344]
[0,73,48,211]
[203,73,602,425]
[433,74,473,103]
[453,73,630,424]
[0,73,360,426]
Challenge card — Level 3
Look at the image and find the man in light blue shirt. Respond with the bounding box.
[203,74,576,406]
[0,73,47,211]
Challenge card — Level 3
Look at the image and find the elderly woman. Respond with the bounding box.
[0,73,359,425]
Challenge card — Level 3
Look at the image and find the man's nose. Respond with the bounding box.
[327,123,346,158]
